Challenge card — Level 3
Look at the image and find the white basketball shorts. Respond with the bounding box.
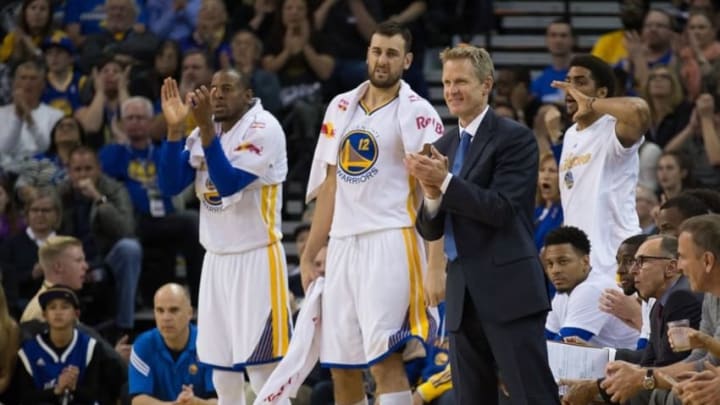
[320,227,434,367]
[196,242,291,370]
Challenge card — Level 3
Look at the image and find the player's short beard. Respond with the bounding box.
[555,286,570,294]
[213,107,243,124]
[368,67,402,89]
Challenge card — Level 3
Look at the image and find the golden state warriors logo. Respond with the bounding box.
[337,130,379,184]
[202,178,222,208]
[50,99,73,117]
[128,160,157,183]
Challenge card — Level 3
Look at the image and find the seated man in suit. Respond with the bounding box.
[543,226,639,349]
[599,234,651,350]
[600,215,720,404]
[560,234,704,404]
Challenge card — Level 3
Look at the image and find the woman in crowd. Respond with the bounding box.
[657,150,697,201]
[642,65,693,148]
[12,116,86,207]
[679,10,720,100]
[534,152,562,297]
[262,0,334,181]
[0,0,55,64]
[131,40,182,141]
[41,115,86,181]
[262,0,334,110]
[534,152,563,251]
[75,57,131,148]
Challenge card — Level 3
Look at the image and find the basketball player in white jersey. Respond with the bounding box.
[158,70,291,405]
[552,54,650,279]
[301,21,446,405]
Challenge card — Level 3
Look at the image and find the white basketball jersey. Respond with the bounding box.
[559,114,642,278]
[317,98,442,237]
[188,102,288,254]
[546,270,640,349]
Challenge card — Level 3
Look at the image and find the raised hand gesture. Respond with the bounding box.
[551,80,594,121]
[161,77,191,129]
[188,85,216,147]
[188,86,214,131]
[623,30,645,59]
[91,67,105,96]
[544,104,563,144]
[696,93,715,119]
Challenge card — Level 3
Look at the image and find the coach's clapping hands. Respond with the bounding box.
[404,145,447,199]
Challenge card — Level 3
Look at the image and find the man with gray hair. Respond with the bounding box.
[599,214,720,404]
[0,60,63,170]
[79,0,160,72]
[99,96,204,305]
[406,43,558,403]
[561,234,703,404]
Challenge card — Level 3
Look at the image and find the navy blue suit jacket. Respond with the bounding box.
[416,108,550,330]
[615,276,703,367]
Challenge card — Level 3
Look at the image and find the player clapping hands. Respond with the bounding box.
[161,77,192,142]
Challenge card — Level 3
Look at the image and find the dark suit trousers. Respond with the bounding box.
[450,291,560,405]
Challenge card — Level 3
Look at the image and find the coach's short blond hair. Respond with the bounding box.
[439,45,494,83]
[39,236,82,270]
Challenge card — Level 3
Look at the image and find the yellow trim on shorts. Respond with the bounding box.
[261,185,281,245]
[262,185,289,356]
[406,176,418,223]
[268,242,289,356]
[402,227,429,339]
[404,177,428,338]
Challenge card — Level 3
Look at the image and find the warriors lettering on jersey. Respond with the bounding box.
[337,126,380,184]
[560,152,592,172]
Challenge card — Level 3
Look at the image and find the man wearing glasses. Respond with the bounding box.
[559,235,704,404]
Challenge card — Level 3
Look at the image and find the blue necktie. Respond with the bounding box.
[444,130,472,261]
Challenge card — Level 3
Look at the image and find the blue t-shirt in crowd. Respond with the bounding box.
[129,324,215,400]
[530,66,568,104]
[64,0,148,36]
[99,143,175,217]
[534,202,564,251]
